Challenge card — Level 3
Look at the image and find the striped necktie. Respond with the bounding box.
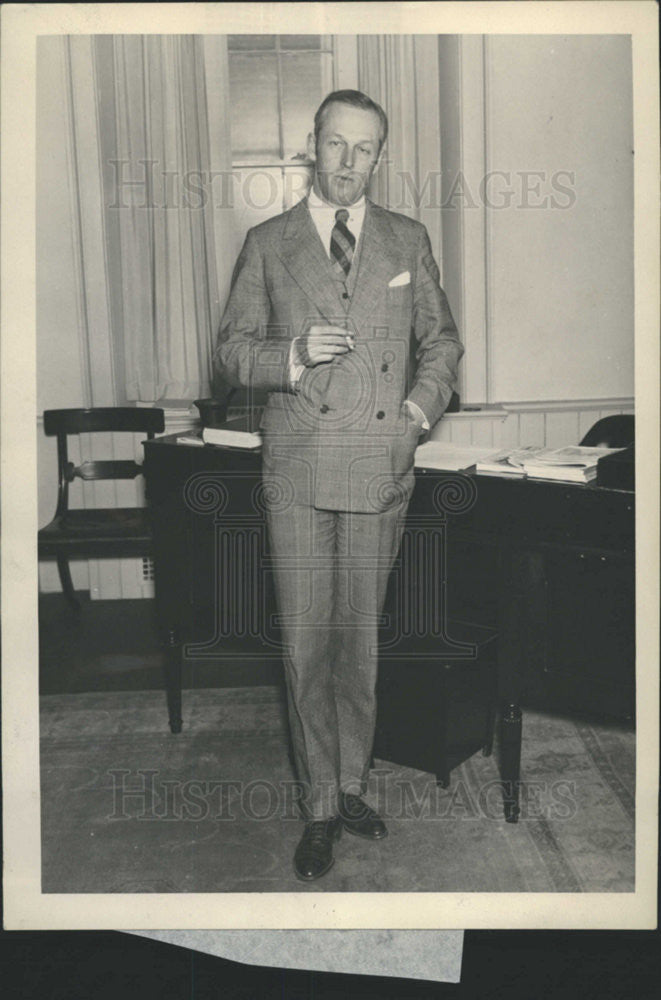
[330,208,356,278]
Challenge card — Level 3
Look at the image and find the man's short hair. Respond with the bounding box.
[313,90,388,149]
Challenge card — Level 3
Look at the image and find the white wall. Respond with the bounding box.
[485,35,634,402]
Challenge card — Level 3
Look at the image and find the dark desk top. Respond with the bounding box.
[145,433,634,497]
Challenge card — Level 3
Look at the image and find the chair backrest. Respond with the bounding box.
[42,407,165,513]
[43,407,165,437]
[579,414,634,449]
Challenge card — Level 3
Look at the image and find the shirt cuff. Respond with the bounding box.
[288,339,305,388]
[403,399,430,431]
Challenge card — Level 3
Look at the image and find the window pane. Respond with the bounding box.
[280,35,321,50]
[228,53,280,159]
[281,53,327,159]
[227,35,276,51]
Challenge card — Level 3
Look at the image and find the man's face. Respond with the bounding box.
[307,102,383,207]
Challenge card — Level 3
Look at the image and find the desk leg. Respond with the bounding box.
[501,703,522,823]
[162,628,183,734]
[497,544,534,825]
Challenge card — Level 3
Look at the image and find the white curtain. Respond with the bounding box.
[357,35,443,272]
[65,35,235,403]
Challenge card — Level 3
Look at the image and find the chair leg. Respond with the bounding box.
[57,555,81,611]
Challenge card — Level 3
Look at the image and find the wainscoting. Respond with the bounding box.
[37,397,634,599]
[429,398,635,448]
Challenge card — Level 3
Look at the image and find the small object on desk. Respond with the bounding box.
[501,445,549,468]
[194,396,232,428]
[202,414,262,449]
[475,447,535,477]
[176,431,204,447]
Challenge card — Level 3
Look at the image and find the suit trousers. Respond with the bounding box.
[266,500,408,820]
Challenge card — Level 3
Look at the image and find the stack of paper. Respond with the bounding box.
[474,444,625,482]
[414,442,505,472]
[520,446,624,483]
[201,415,262,449]
[475,445,542,476]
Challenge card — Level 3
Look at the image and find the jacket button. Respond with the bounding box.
[320,404,330,413]
[376,410,385,420]
[342,291,349,299]
[381,363,389,372]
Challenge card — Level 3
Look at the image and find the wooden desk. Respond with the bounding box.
[144,435,635,823]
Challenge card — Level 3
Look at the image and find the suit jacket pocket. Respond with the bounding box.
[389,417,419,478]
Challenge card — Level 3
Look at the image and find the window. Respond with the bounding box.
[227,35,335,248]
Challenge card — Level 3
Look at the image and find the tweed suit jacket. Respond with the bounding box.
[215,197,464,513]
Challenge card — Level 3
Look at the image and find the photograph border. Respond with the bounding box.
[2,1,658,930]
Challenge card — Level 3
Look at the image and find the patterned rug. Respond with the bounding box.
[40,687,635,893]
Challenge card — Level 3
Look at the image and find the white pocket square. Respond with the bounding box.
[388,270,410,288]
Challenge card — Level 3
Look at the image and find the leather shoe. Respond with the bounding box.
[293,817,342,881]
[339,792,388,840]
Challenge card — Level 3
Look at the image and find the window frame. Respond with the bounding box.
[228,34,336,170]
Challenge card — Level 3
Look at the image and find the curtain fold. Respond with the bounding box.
[357,34,443,278]
[63,35,235,403]
[106,35,233,401]
[357,35,418,216]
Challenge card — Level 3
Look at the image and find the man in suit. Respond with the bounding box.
[215,90,463,881]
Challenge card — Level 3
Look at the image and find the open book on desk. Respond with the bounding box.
[475,445,542,477]
[475,444,625,483]
[521,445,624,483]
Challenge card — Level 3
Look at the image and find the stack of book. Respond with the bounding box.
[475,445,625,483]
[176,414,262,449]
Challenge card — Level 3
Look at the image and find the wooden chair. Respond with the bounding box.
[38,407,165,609]
[580,414,634,448]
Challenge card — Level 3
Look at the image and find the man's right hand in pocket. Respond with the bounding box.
[293,327,355,367]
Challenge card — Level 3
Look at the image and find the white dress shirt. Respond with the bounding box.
[288,190,429,431]
[306,187,367,256]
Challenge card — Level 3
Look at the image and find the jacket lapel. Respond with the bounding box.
[276,200,346,321]
[348,200,404,333]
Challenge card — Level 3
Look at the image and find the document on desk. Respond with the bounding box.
[201,415,262,449]
[414,441,503,472]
